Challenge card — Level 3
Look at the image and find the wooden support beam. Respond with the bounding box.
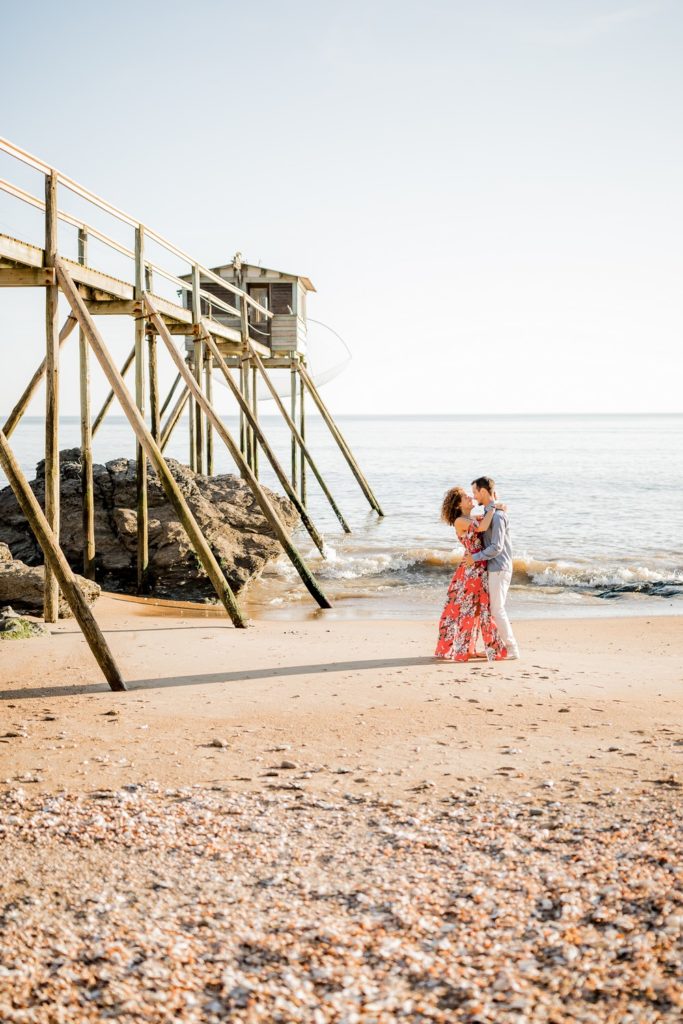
[299,363,307,506]
[192,265,204,475]
[55,258,247,628]
[2,315,77,438]
[298,363,384,517]
[242,355,253,471]
[91,345,135,437]
[205,352,214,475]
[199,331,326,556]
[134,227,148,591]
[0,430,125,691]
[78,228,95,579]
[159,372,181,420]
[148,332,160,442]
[249,346,351,534]
[290,362,298,491]
[251,364,259,480]
[144,295,331,608]
[160,384,190,453]
[44,171,60,623]
[0,267,56,287]
[84,299,138,316]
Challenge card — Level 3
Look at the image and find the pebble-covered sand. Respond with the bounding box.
[1,784,682,1023]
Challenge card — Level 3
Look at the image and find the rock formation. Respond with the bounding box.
[0,449,298,601]
[0,542,99,618]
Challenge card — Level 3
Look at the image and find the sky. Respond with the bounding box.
[1,0,682,416]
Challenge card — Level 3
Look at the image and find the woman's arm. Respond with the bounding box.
[472,501,506,534]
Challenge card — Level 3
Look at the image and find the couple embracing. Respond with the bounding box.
[435,476,520,663]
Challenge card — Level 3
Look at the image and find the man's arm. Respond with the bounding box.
[472,511,506,562]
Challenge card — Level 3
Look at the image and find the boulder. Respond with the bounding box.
[0,542,100,618]
[0,449,299,601]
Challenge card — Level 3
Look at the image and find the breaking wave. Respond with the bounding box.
[297,547,683,598]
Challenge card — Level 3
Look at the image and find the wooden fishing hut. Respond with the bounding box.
[0,136,383,692]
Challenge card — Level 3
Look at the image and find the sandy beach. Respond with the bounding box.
[1,600,682,800]
[1,603,682,1022]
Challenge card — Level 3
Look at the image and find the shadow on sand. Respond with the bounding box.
[0,655,462,702]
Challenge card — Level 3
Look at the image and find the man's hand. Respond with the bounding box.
[464,554,475,567]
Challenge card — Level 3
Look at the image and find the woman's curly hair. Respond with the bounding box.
[441,486,467,526]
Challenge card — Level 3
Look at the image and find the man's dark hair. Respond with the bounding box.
[471,476,495,493]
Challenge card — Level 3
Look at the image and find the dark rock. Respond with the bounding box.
[0,543,99,619]
[0,448,299,601]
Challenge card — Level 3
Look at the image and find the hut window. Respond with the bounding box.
[270,283,293,315]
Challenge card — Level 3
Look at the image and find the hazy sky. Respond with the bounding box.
[1,0,682,415]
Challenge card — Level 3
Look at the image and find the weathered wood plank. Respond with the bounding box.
[134,227,148,591]
[0,267,55,287]
[0,429,125,691]
[44,171,60,623]
[78,228,96,579]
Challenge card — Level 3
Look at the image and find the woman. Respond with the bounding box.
[435,487,508,663]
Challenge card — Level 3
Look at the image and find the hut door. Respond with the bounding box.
[249,285,269,323]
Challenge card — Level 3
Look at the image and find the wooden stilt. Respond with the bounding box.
[44,171,60,622]
[78,229,95,579]
[243,356,253,471]
[55,259,247,628]
[134,227,148,591]
[251,364,259,480]
[143,296,331,608]
[188,382,196,470]
[298,364,384,516]
[160,385,190,452]
[91,345,135,437]
[200,331,327,556]
[148,333,160,442]
[205,351,214,475]
[249,346,351,533]
[238,361,246,464]
[192,265,204,474]
[159,372,181,420]
[299,360,307,507]
[290,361,298,491]
[0,430,125,691]
[2,315,77,438]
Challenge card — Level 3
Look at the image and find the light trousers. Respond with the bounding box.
[488,569,519,655]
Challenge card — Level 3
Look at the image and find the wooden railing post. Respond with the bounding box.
[146,264,160,443]
[134,225,148,590]
[78,227,95,579]
[44,170,60,622]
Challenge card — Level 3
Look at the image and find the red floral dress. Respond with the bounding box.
[435,522,507,662]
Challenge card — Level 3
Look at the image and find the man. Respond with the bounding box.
[464,476,520,660]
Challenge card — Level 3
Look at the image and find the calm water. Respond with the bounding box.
[2,413,682,621]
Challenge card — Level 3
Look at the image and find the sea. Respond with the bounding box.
[2,413,683,622]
